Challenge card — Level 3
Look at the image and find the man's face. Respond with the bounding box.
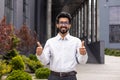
[56,18,71,34]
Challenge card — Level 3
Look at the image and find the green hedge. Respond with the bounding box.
[105,48,120,56]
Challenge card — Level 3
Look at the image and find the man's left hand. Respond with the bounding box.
[79,41,86,55]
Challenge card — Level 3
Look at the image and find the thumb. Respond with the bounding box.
[81,41,85,48]
[37,41,41,47]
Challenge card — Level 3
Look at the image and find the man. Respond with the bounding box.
[36,12,88,80]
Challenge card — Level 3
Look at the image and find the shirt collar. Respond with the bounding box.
[56,33,71,40]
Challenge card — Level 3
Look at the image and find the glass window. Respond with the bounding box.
[5,0,14,24]
[109,6,120,43]
[23,0,29,24]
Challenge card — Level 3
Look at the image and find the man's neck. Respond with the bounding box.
[59,32,68,39]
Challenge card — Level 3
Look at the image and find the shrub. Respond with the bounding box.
[28,54,38,61]
[21,55,43,73]
[105,48,120,56]
[109,50,115,55]
[35,68,50,79]
[27,60,43,73]
[0,60,12,79]
[105,48,110,55]
[0,17,37,56]
[6,70,32,80]
[0,17,20,54]
[0,74,2,80]
[0,60,12,74]
[114,50,120,56]
[3,49,19,60]
[0,55,2,59]
[10,55,25,70]
[16,25,37,55]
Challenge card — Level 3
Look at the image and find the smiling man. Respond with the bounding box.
[36,12,88,80]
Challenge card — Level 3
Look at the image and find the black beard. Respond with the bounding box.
[57,27,69,34]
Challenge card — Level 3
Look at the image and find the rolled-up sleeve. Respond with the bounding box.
[76,51,88,64]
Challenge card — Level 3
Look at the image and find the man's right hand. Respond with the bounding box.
[36,41,43,56]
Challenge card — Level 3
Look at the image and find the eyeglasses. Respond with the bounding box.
[58,21,70,26]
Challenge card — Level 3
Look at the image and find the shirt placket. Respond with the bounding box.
[60,39,66,71]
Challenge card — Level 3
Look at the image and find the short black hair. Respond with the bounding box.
[56,12,72,24]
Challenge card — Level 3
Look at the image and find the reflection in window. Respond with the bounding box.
[5,0,13,24]
[23,0,28,24]
[109,25,120,43]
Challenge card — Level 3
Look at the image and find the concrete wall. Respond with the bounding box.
[0,0,4,20]
[88,41,105,64]
[98,0,120,49]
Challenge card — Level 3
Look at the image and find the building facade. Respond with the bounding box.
[98,0,120,49]
[0,0,120,49]
[0,0,48,44]
[0,0,120,63]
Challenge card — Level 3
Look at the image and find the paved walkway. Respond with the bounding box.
[76,55,120,80]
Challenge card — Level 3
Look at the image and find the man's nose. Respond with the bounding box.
[61,23,66,26]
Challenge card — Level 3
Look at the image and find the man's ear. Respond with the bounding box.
[69,24,71,28]
[56,24,59,28]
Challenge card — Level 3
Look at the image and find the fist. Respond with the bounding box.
[36,41,43,56]
[79,41,86,55]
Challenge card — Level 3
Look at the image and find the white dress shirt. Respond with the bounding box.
[37,33,88,72]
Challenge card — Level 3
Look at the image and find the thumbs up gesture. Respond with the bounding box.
[36,41,43,56]
[79,41,86,55]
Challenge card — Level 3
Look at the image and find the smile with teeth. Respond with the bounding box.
[61,27,67,29]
